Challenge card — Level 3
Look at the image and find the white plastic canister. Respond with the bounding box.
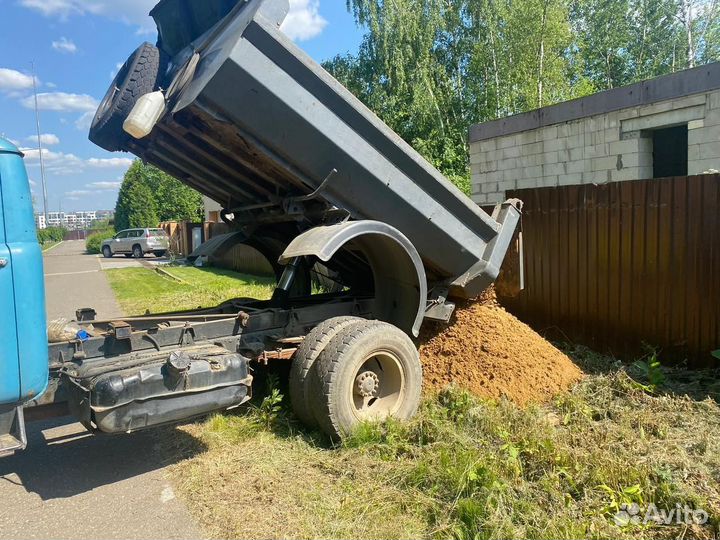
[123,91,166,139]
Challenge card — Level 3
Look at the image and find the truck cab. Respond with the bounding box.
[0,138,49,454]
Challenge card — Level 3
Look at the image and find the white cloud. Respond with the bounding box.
[21,148,132,175]
[281,0,327,41]
[87,181,122,190]
[20,92,98,112]
[46,82,57,89]
[110,62,124,80]
[87,157,133,168]
[19,0,157,32]
[0,68,36,92]
[26,133,60,146]
[75,110,95,130]
[52,37,78,54]
[65,189,92,197]
[22,148,83,174]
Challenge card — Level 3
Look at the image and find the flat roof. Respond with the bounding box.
[469,62,720,143]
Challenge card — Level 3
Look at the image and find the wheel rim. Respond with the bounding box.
[350,350,405,421]
[95,61,128,122]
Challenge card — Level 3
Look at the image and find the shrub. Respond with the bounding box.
[86,227,115,254]
[37,227,67,245]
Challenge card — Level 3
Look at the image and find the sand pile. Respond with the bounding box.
[419,289,583,406]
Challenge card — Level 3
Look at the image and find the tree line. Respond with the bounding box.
[326,0,720,192]
[114,160,203,231]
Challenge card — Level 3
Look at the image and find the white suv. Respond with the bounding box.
[101,228,170,258]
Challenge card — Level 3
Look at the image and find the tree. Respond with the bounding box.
[328,0,719,192]
[114,160,203,231]
[326,0,576,192]
[115,174,159,230]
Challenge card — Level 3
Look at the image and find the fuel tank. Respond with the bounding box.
[65,344,252,433]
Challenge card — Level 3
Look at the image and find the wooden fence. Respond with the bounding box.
[497,174,720,368]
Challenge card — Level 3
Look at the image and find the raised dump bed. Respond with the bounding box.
[90,0,521,307]
[77,0,523,439]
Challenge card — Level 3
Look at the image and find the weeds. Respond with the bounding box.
[169,357,720,540]
[631,351,667,393]
[254,374,284,429]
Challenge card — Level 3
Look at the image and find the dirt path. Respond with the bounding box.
[0,241,203,540]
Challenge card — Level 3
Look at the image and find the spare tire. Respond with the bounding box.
[89,42,162,152]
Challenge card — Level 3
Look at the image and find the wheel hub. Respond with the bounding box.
[355,371,380,398]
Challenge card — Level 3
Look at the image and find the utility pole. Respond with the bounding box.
[31,62,49,224]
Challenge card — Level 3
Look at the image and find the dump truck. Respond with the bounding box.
[0,0,521,452]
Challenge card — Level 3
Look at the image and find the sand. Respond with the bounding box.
[419,289,583,406]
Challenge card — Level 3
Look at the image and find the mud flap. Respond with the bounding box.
[0,405,27,456]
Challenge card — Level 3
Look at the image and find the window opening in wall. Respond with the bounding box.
[652,125,688,178]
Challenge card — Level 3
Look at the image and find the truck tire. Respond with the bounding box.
[132,244,144,258]
[309,321,422,440]
[102,246,113,258]
[289,316,363,428]
[89,42,162,152]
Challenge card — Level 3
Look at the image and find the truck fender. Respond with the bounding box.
[280,221,427,337]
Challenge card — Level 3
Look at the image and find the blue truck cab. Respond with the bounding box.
[0,137,48,453]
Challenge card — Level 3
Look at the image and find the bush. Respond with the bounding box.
[86,227,115,254]
[37,227,67,245]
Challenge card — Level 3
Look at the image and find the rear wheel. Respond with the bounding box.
[289,317,363,428]
[153,250,167,258]
[132,245,144,259]
[89,42,162,152]
[309,321,422,440]
[102,246,113,258]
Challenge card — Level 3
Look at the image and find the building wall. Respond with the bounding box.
[203,196,223,223]
[470,89,720,205]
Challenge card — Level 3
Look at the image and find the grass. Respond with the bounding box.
[161,348,720,540]
[104,266,275,315]
[41,241,61,252]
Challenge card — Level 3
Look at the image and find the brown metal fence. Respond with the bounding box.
[497,174,720,368]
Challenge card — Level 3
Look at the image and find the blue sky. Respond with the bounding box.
[0,0,363,213]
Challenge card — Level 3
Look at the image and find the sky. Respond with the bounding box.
[0,0,364,213]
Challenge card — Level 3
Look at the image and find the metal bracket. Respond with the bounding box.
[0,406,27,456]
[424,287,456,323]
[76,308,97,322]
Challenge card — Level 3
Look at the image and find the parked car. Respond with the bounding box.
[101,228,169,258]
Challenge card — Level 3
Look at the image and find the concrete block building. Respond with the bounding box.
[470,63,720,204]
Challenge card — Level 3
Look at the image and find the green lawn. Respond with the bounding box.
[104,266,275,316]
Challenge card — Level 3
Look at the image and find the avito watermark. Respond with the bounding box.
[614,503,708,527]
